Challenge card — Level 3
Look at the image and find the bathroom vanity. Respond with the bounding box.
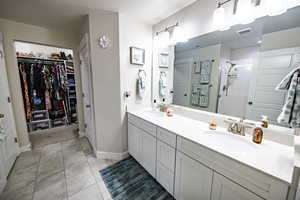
[127,110,294,200]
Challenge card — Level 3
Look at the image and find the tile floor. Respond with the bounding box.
[0,130,116,200]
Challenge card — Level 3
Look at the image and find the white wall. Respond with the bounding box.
[0,18,84,148]
[261,26,300,51]
[119,14,153,151]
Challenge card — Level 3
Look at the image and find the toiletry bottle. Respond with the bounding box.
[253,126,263,144]
[261,115,269,128]
[152,99,157,111]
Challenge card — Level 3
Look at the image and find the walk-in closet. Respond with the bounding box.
[15,41,78,133]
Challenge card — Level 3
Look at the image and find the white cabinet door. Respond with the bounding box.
[157,140,176,195]
[128,123,140,161]
[212,173,264,200]
[175,151,213,200]
[128,122,156,178]
[140,131,156,178]
[157,162,174,195]
[157,140,175,172]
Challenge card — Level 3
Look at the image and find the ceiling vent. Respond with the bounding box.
[237,28,252,35]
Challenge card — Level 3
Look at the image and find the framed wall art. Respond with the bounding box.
[130,47,145,65]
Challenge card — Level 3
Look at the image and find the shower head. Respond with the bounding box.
[226,61,236,66]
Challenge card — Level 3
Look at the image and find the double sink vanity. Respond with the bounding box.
[127,109,294,200]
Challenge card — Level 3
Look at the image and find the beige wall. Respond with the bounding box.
[119,14,153,152]
[0,18,84,147]
[88,10,124,153]
[86,11,153,154]
[261,26,300,51]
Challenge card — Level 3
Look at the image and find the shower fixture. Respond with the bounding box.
[223,61,238,96]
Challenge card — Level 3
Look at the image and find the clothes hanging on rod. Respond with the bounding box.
[17,56,77,132]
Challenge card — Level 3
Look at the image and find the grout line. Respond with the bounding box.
[31,149,42,200]
[61,142,69,200]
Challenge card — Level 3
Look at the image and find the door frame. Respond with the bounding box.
[78,33,97,151]
[0,32,20,176]
[173,58,193,106]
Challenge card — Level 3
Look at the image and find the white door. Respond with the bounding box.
[246,47,300,125]
[0,119,7,194]
[211,173,263,200]
[128,123,140,160]
[140,130,156,178]
[218,64,252,118]
[173,59,192,106]
[174,151,213,200]
[79,34,96,151]
[0,33,19,175]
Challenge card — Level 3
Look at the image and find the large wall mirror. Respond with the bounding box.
[153,6,300,129]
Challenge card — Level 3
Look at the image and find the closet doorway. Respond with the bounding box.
[15,41,78,136]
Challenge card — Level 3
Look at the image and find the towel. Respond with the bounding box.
[159,72,168,97]
[200,60,212,84]
[191,84,201,106]
[137,71,146,99]
[276,67,300,128]
[199,85,209,107]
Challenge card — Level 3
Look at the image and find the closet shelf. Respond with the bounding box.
[17,56,73,63]
[30,119,50,123]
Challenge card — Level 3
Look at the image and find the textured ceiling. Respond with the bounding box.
[0,0,197,32]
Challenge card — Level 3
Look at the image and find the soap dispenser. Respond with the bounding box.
[152,99,158,111]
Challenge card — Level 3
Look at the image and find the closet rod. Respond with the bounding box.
[17,58,65,65]
[17,56,71,62]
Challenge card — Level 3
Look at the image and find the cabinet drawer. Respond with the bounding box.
[157,140,175,172]
[128,114,156,137]
[157,127,176,148]
[157,162,174,195]
[177,137,289,200]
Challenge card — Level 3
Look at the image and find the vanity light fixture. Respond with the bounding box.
[236,0,255,25]
[213,0,239,31]
[154,22,188,47]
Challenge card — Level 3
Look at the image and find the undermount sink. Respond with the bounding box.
[202,130,258,153]
[145,110,165,117]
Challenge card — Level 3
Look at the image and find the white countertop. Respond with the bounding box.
[128,109,295,184]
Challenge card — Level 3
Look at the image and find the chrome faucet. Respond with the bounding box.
[225,118,254,136]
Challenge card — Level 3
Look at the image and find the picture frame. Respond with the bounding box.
[158,52,169,68]
[130,47,145,65]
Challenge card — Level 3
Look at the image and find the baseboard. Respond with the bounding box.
[19,143,32,153]
[96,151,129,160]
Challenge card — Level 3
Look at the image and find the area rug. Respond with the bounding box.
[100,156,174,200]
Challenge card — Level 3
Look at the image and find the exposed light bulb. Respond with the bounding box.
[264,0,287,16]
[170,25,188,45]
[213,7,230,31]
[236,0,255,25]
